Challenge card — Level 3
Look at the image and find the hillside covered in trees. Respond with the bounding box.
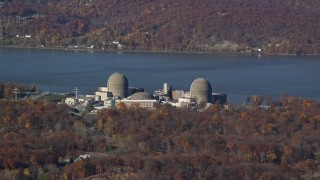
[1,81,320,179]
[0,0,320,55]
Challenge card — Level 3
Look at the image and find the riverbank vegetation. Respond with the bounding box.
[0,93,320,179]
[0,0,320,55]
[0,82,36,99]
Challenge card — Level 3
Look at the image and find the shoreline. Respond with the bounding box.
[1,45,319,57]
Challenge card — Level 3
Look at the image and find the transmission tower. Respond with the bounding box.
[74,87,80,99]
[12,87,19,100]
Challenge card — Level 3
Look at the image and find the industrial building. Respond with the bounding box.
[190,78,213,104]
[64,72,227,113]
[212,93,227,105]
[95,73,144,101]
[107,72,129,98]
[120,92,158,108]
[153,83,172,101]
[95,87,112,101]
[163,97,196,107]
[172,90,185,101]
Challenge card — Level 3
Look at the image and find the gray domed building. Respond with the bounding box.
[130,92,155,100]
[107,72,129,98]
[190,78,212,104]
[120,92,158,109]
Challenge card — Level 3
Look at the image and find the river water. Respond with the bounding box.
[0,48,319,103]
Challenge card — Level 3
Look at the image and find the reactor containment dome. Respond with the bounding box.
[190,78,212,104]
[130,92,155,100]
[107,72,129,98]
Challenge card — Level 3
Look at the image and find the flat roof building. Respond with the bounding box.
[119,99,158,109]
[120,92,158,108]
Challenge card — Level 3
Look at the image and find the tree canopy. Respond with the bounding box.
[1,94,320,179]
[0,0,320,54]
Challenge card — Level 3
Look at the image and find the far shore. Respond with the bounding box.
[1,45,319,56]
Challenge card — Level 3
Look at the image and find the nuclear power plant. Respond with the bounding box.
[129,92,155,100]
[65,72,227,112]
[107,72,129,98]
[190,78,213,104]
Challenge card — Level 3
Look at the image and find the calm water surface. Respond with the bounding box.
[0,48,319,103]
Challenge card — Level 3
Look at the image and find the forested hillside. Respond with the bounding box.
[0,0,320,54]
[0,94,320,179]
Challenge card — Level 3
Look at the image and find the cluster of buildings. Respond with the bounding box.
[65,72,227,113]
